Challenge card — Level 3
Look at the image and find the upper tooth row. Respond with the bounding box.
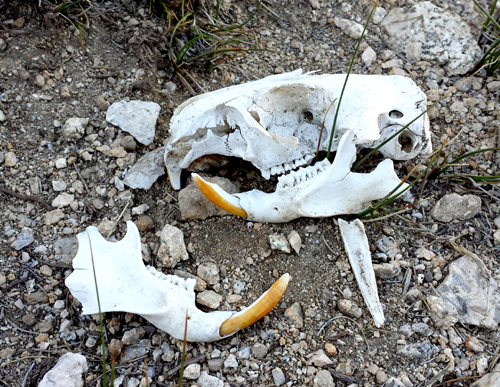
[277,158,331,189]
[264,154,315,177]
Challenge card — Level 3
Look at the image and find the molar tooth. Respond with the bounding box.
[284,162,293,171]
[293,157,305,168]
[270,165,285,175]
[278,174,294,189]
[304,154,314,163]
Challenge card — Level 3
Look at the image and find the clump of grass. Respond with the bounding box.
[474,0,500,75]
[149,0,260,69]
[356,142,500,219]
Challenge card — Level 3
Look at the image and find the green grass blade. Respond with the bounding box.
[87,233,108,386]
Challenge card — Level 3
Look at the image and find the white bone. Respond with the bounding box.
[165,70,431,189]
[338,219,385,327]
[65,221,289,342]
[194,130,408,222]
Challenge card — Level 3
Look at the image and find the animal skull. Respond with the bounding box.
[65,221,289,342]
[165,70,431,191]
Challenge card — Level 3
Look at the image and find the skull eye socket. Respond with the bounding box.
[389,110,404,119]
[398,130,415,153]
[303,110,314,122]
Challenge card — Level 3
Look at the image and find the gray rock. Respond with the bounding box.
[373,261,401,279]
[376,370,388,384]
[285,302,304,328]
[397,342,439,359]
[197,290,222,309]
[0,347,15,360]
[362,46,377,67]
[269,233,291,253]
[52,180,67,191]
[338,299,363,318]
[52,193,74,208]
[121,342,149,363]
[28,177,42,194]
[309,0,320,10]
[251,342,268,359]
[375,236,399,258]
[272,367,286,386]
[106,100,160,145]
[308,349,333,367]
[197,262,219,285]
[411,322,431,336]
[437,256,500,329]
[156,224,189,268]
[123,147,166,190]
[38,352,87,387]
[10,227,34,250]
[183,363,201,380]
[431,193,481,222]
[333,17,364,39]
[197,371,224,387]
[121,327,145,345]
[0,110,6,121]
[486,81,500,92]
[207,358,224,371]
[314,369,335,386]
[4,151,17,167]
[426,294,459,329]
[223,353,238,371]
[471,361,500,386]
[381,2,481,75]
[494,230,500,245]
[178,176,239,220]
[61,117,89,141]
[288,230,302,254]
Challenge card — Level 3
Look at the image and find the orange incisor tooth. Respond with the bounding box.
[219,273,290,337]
[192,173,248,218]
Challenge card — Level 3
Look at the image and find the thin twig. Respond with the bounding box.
[166,354,206,378]
[317,315,370,352]
[322,236,336,255]
[21,362,35,387]
[106,201,131,240]
[0,183,52,210]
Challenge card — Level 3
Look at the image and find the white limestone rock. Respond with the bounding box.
[123,147,166,189]
[106,100,160,145]
[38,352,87,387]
[381,2,481,75]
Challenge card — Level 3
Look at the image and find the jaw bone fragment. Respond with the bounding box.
[338,219,385,327]
[65,221,289,342]
[193,130,408,223]
[165,70,431,190]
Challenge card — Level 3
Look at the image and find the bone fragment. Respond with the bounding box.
[338,218,385,327]
[65,221,289,342]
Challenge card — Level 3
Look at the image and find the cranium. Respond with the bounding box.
[65,221,289,342]
[164,70,431,222]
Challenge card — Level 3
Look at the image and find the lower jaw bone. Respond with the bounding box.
[65,221,289,342]
[193,130,408,223]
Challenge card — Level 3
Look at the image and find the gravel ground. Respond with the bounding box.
[1,1,499,386]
